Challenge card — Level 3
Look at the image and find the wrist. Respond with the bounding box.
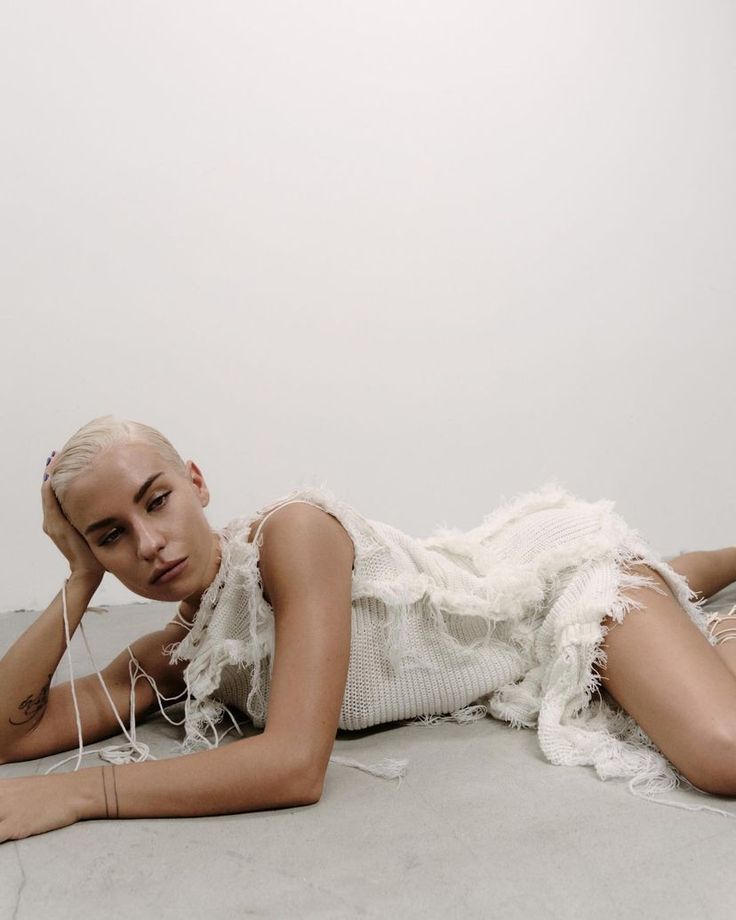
[67,568,103,593]
[62,766,109,821]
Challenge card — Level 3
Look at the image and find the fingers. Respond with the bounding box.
[42,450,56,484]
[41,453,60,532]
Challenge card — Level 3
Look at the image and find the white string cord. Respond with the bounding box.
[41,578,99,773]
[43,579,249,774]
[628,778,736,818]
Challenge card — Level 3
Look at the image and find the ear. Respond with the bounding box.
[185,460,210,507]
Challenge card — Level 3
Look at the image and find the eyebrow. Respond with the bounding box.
[133,472,165,504]
[84,472,165,536]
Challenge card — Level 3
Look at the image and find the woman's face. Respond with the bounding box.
[62,441,221,605]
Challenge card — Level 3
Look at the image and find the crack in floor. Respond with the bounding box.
[12,841,27,920]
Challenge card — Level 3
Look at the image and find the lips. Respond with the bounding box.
[151,558,188,585]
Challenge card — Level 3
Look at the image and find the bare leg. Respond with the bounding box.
[668,548,736,602]
[595,562,736,794]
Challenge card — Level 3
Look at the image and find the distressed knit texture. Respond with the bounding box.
[165,480,720,806]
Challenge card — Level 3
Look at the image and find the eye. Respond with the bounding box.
[99,527,122,547]
[149,491,171,511]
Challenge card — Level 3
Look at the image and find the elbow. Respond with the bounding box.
[284,758,325,807]
[259,732,328,806]
[0,744,20,766]
[290,784,322,808]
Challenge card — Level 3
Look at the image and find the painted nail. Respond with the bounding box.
[45,457,51,466]
[43,473,49,482]
[51,450,56,456]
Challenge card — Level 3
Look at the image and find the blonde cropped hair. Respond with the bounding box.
[51,415,187,504]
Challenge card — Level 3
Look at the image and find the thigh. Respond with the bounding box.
[595,563,736,793]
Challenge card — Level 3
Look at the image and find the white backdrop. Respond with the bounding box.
[1,1,735,612]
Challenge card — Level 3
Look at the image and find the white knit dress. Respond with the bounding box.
[165,480,717,805]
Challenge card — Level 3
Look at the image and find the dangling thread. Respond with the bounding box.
[328,755,408,783]
[43,579,248,775]
[629,777,736,818]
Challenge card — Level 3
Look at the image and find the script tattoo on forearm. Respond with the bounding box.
[9,673,52,726]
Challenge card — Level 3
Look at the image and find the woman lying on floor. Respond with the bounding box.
[2,414,736,842]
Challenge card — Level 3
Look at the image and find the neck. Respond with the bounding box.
[179,531,222,621]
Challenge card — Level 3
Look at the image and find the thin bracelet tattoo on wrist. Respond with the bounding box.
[101,767,109,818]
[102,766,120,819]
[111,765,120,818]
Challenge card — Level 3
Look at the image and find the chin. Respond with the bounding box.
[118,579,164,602]
[133,586,161,602]
[152,578,195,603]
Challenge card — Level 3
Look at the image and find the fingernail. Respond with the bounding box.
[45,457,51,466]
[43,473,49,481]
[51,450,56,456]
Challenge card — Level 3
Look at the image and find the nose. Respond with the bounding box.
[135,519,167,561]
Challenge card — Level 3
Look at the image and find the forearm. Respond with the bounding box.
[0,572,100,754]
[71,732,322,821]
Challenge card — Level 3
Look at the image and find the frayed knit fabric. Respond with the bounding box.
[163,480,735,816]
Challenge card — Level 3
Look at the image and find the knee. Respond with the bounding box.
[682,726,736,796]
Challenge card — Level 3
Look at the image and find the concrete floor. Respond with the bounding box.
[3,583,736,919]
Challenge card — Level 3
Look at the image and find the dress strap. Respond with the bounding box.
[251,499,325,546]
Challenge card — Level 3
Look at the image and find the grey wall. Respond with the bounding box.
[2,1,735,611]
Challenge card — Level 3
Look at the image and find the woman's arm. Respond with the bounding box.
[0,572,101,758]
[0,458,105,759]
[67,502,355,821]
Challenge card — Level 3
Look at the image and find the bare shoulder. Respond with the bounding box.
[246,501,352,550]
[247,502,355,607]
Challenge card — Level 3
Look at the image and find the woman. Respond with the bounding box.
[2,415,736,842]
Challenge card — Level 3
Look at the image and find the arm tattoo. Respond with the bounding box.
[8,673,52,726]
